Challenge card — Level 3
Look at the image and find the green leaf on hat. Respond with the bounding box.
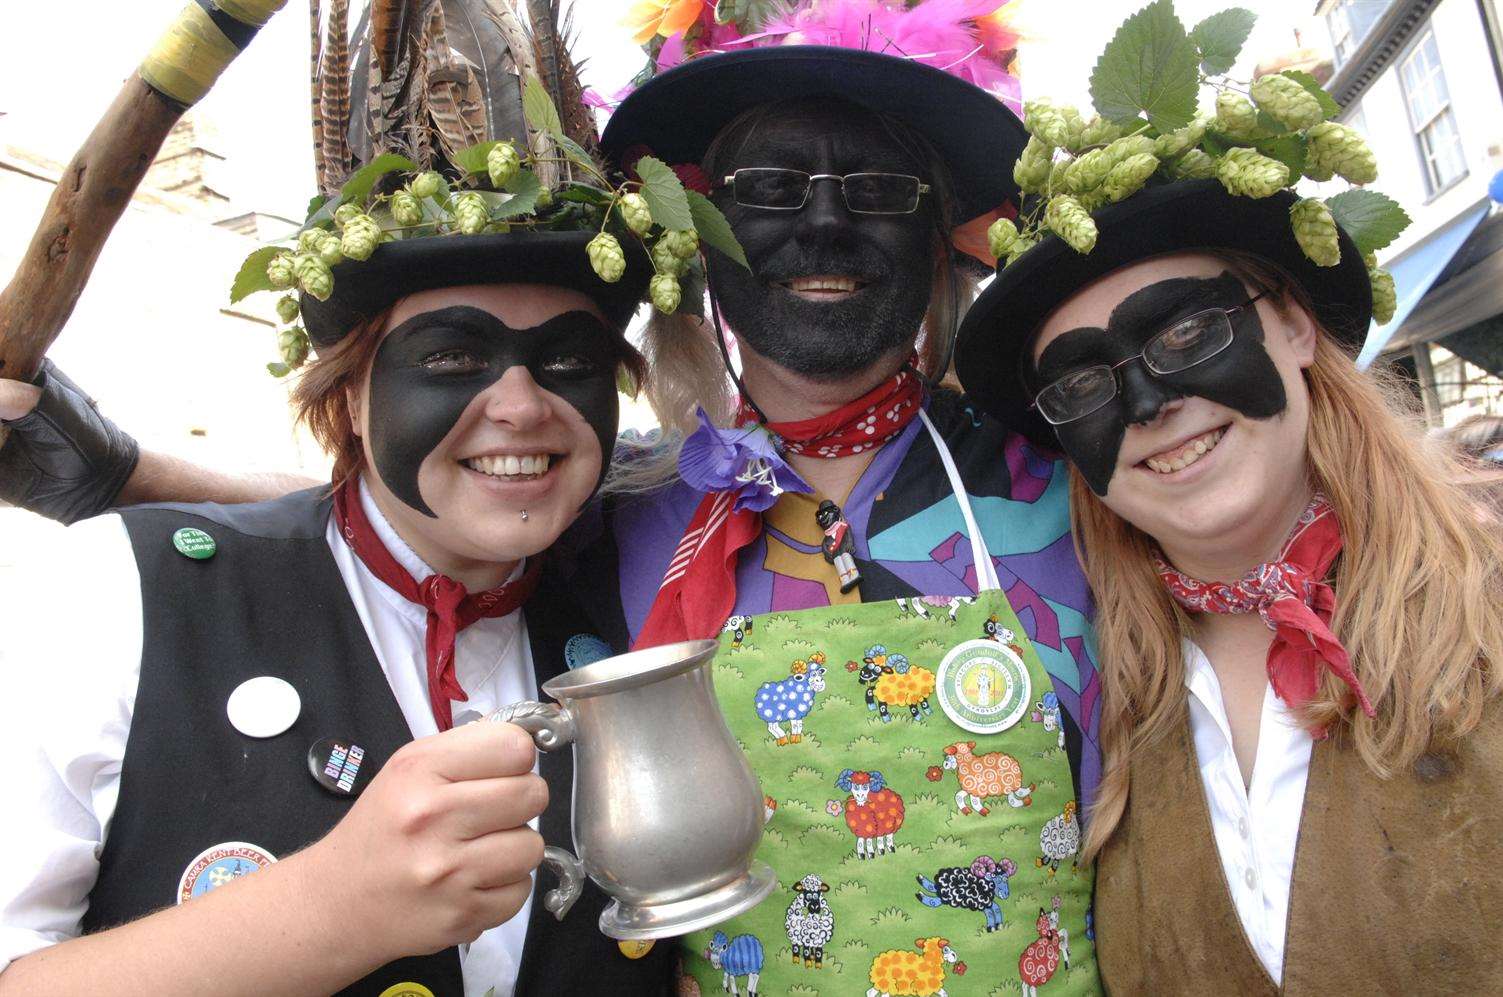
[635,156,695,231]
[266,361,292,378]
[1190,8,1256,75]
[1253,133,1307,176]
[483,172,544,219]
[303,193,330,225]
[451,140,504,177]
[1278,69,1341,121]
[338,153,419,207]
[1325,189,1411,255]
[1089,0,1201,133]
[686,189,750,270]
[230,246,286,304]
[523,75,564,137]
[558,183,614,206]
[553,134,598,174]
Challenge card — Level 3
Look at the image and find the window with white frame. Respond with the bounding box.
[1399,29,1467,194]
[1326,0,1391,67]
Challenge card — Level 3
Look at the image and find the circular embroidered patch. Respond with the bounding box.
[934,638,1032,734]
[176,841,277,904]
[378,984,435,997]
[564,633,614,670]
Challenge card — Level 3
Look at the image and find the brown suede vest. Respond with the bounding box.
[1095,696,1503,995]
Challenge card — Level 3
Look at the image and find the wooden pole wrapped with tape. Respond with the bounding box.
[0,0,288,400]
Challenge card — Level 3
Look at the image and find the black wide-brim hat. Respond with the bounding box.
[600,47,1028,223]
[955,179,1373,447]
[299,230,651,347]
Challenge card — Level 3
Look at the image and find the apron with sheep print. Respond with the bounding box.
[679,412,1098,997]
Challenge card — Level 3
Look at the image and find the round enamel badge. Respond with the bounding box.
[565,633,613,670]
[176,841,277,904]
[934,638,1032,734]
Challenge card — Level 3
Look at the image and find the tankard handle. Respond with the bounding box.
[489,701,584,920]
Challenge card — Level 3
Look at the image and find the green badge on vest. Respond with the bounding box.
[172,527,217,560]
[935,638,1031,734]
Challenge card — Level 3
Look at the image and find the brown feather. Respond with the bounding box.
[310,0,326,188]
[423,2,489,161]
[550,0,597,150]
[319,0,354,189]
[482,0,558,187]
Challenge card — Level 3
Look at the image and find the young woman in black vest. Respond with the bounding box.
[0,209,678,993]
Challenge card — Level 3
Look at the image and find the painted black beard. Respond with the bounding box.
[707,248,931,380]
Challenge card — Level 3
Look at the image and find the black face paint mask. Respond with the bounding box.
[705,104,936,381]
[367,306,621,517]
[1031,273,1287,496]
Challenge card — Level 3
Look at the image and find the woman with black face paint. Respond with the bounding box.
[957,123,1503,997]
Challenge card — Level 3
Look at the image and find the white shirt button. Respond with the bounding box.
[1244,867,1258,890]
[1238,815,1250,838]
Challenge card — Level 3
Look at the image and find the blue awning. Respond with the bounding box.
[1357,203,1491,369]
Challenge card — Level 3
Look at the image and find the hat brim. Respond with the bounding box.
[954,180,1373,447]
[299,230,651,347]
[600,47,1027,223]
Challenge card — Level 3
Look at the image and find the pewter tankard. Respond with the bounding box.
[495,638,774,940]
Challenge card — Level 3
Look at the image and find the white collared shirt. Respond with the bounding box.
[0,481,535,996]
[1183,638,1313,985]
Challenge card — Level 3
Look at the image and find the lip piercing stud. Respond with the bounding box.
[520,510,529,521]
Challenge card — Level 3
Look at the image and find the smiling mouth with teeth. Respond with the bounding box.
[1142,427,1227,475]
[779,275,867,298]
[462,453,555,479]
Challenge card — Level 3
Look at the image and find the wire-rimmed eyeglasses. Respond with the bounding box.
[721,168,931,214]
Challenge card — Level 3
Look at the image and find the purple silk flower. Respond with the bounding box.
[677,407,811,513]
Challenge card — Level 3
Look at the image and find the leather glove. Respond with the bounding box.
[0,360,140,524]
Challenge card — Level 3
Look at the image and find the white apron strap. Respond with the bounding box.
[917,408,1001,593]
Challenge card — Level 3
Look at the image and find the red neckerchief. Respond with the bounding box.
[634,361,924,649]
[333,478,540,730]
[1156,495,1377,734]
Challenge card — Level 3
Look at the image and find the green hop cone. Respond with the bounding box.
[650,238,688,277]
[390,190,423,227]
[1023,99,1073,149]
[1172,148,1217,180]
[1065,148,1112,194]
[411,171,446,200]
[340,214,382,261]
[1076,186,1112,212]
[452,192,489,236]
[1216,146,1291,199]
[266,253,296,290]
[334,203,363,227]
[1305,122,1378,185]
[661,228,699,260]
[1369,266,1397,324]
[1251,74,1325,130]
[275,295,301,324]
[317,233,343,266]
[1215,91,1260,138]
[1078,115,1122,149]
[1362,250,1378,268]
[619,192,653,237]
[587,232,627,283]
[1013,137,1054,195]
[298,228,327,254]
[1103,153,1159,202]
[1153,118,1208,160]
[987,217,1019,259]
[1045,194,1098,254]
[1290,198,1341,267]
[535,186,554,210]
[1046,157,1073,196]
[278,325,311,369]
[649,274,683,314]
[1059,105,1086,153]
[296,255,333,301]
[1003,235,1038,267]
[1102,135,1156,169]
[486,142,521,188]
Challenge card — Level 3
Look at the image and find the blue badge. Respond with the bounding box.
[564,634,613,670]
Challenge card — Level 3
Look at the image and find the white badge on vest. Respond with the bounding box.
[176,841,277,904]
[935,637,1032,734]
[226,676,301,738]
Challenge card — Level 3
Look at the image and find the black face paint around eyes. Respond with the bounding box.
[366,306,620,517]
[1032,273,1288,496]
[706,109,936,380]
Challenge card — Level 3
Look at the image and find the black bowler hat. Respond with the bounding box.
[600,46,1028,223]
[954,179,1373,447]
[297,231,652,348]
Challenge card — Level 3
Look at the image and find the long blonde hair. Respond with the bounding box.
[1076,255,1503,860]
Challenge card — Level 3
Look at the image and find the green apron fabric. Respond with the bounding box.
[679,414,1099,997]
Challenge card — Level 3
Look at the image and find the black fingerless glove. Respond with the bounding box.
[0,360,141,524]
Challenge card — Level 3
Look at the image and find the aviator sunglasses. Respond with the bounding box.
[1032,290,1271,426]
[721,168,931,214]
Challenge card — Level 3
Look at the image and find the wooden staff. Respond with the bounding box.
[0,0,288,445]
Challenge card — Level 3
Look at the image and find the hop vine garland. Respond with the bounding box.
[230,77,748,377]
[988,2,1408,326]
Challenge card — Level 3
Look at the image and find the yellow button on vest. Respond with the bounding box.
[379,984,434,997]
[618,939,655,959]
